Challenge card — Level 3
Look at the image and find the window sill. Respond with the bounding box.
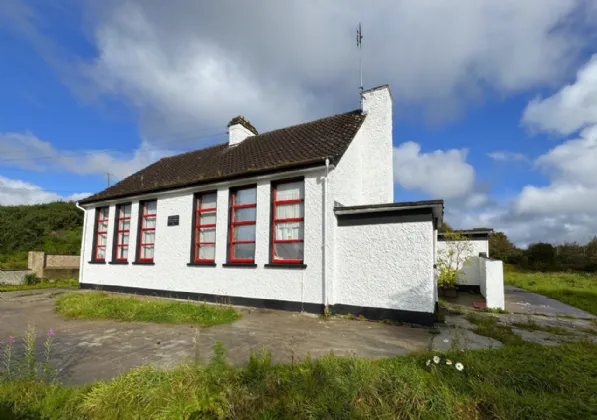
[88,260,106,265]
[187,262,217,267]
[132,261,155,265]
[109,261,129,265]
[264,263,307,269]
[222,263,257,268]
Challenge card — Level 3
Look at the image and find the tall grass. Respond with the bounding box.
[504,268,597,315]
[1,340,597,419]
[55,292,241,326]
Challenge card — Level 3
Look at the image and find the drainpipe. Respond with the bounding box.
[75,202,86,287]
[323,158,330,308]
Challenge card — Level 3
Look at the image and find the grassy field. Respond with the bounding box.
[55,292,242,326]
[0,279,78,293]
[1,336,597,419]
[504,266,597,316]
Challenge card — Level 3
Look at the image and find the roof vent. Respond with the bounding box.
[227,115,258,146]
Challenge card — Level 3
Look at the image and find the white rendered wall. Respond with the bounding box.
[335,220,435,314]
[331,86,393,206]
[437,239,489,286]
[228,124,255,145]
[81,170,326,305]
[479,258,505,309]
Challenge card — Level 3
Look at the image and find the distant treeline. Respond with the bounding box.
[490,232,597,272]
[0,202,83,269]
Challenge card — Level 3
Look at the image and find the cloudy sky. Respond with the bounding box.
[1,0,597,246]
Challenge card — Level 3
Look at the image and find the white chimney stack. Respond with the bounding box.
[227,115,258,146]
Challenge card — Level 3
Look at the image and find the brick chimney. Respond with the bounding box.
[227,115,258,146]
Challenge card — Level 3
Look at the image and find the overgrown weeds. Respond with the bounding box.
[1,340,597,419]
[55,292,241,326]
[0,278,78,292]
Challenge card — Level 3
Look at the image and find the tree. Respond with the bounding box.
[525,243,556,270]
[489,231,522,263]
[436,231,473,288]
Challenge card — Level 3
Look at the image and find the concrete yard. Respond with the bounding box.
[0,289,435,385]
[504,285,596,319]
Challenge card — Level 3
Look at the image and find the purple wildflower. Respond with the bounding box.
[48,329,55,336]
[7,336,15,344]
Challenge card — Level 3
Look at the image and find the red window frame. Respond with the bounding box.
[94,207,109,261]
[271,179,304,264]
[138,200,157,262]
[229,186,257,263]
[193,192,217,263]
[114,203,131,261]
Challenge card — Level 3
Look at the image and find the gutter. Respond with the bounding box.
[75,202,86,287]
[323,158,330,309]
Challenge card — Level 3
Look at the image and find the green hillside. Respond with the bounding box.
[0,202,84,269]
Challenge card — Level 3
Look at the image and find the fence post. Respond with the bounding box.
[27,251,46,278]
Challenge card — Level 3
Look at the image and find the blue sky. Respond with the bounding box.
[1,0,597,246]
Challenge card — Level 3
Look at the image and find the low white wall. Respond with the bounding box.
[437,238,489,286]
[335,219,435,315]
[479,258,505,309]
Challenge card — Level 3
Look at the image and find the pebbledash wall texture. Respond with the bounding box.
[79,85,439,324]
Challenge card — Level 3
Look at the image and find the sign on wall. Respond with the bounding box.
[167,215,180,226]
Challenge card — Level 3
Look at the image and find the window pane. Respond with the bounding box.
[276,203,303,219]
[199,193,217,209]
[274,242,304,261]
[119,219,130,231]
[99,220,108,232]
[145,200,157,214]
[118,246,128,259]
[233,224,256,241]
[119,232,129,246]
[232,243,255,260]
[142,230,155,244]
[120,205,131,217]
[98,233,107,246]
[276,182,304,201]
[233,207,256,222]
[97,247,106,259]
[141,245,154,259]
[235,188,256,205]
[275,221,304,240]
[197,244,215,260]
[199,212,216,225]
[198,227,216,242]
[99,207,109,219]
[143,216,156,229]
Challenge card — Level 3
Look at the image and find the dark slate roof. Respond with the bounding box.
[79,110,366,205]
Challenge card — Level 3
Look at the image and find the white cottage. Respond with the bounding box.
[77,85,444,325]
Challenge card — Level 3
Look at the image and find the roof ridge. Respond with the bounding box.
[253,109,362,138]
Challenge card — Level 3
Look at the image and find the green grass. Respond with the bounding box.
[0,278,78,292]
[55,292,241,326]
[465,313,527,346]
[2,340,597,419]
[505,268,597,316]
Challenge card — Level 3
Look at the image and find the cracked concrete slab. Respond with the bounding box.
[505,286,595,319]
[0,289,436,385]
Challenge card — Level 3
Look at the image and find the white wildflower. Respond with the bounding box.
[433,356,440,364]
[443,339,449,343]
[426,359,431,366]
[455,362,464,371]
[446,359,452,365]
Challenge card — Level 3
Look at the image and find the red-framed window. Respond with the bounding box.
[271,179,304,263]
[193,192,217,262]
[113,203,131,261]
[137,200,157,262]
[94,207,109,261]
[229,186,257,263]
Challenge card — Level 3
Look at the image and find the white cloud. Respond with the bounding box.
[0,131,183,180]
[393,142,475,199]
[523,55,597,135]
[0,176,90,206]
[3,0,593,131]
[487,151,528,162]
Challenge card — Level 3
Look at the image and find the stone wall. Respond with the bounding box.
[0,270,30,285]
[28,252,80,280]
